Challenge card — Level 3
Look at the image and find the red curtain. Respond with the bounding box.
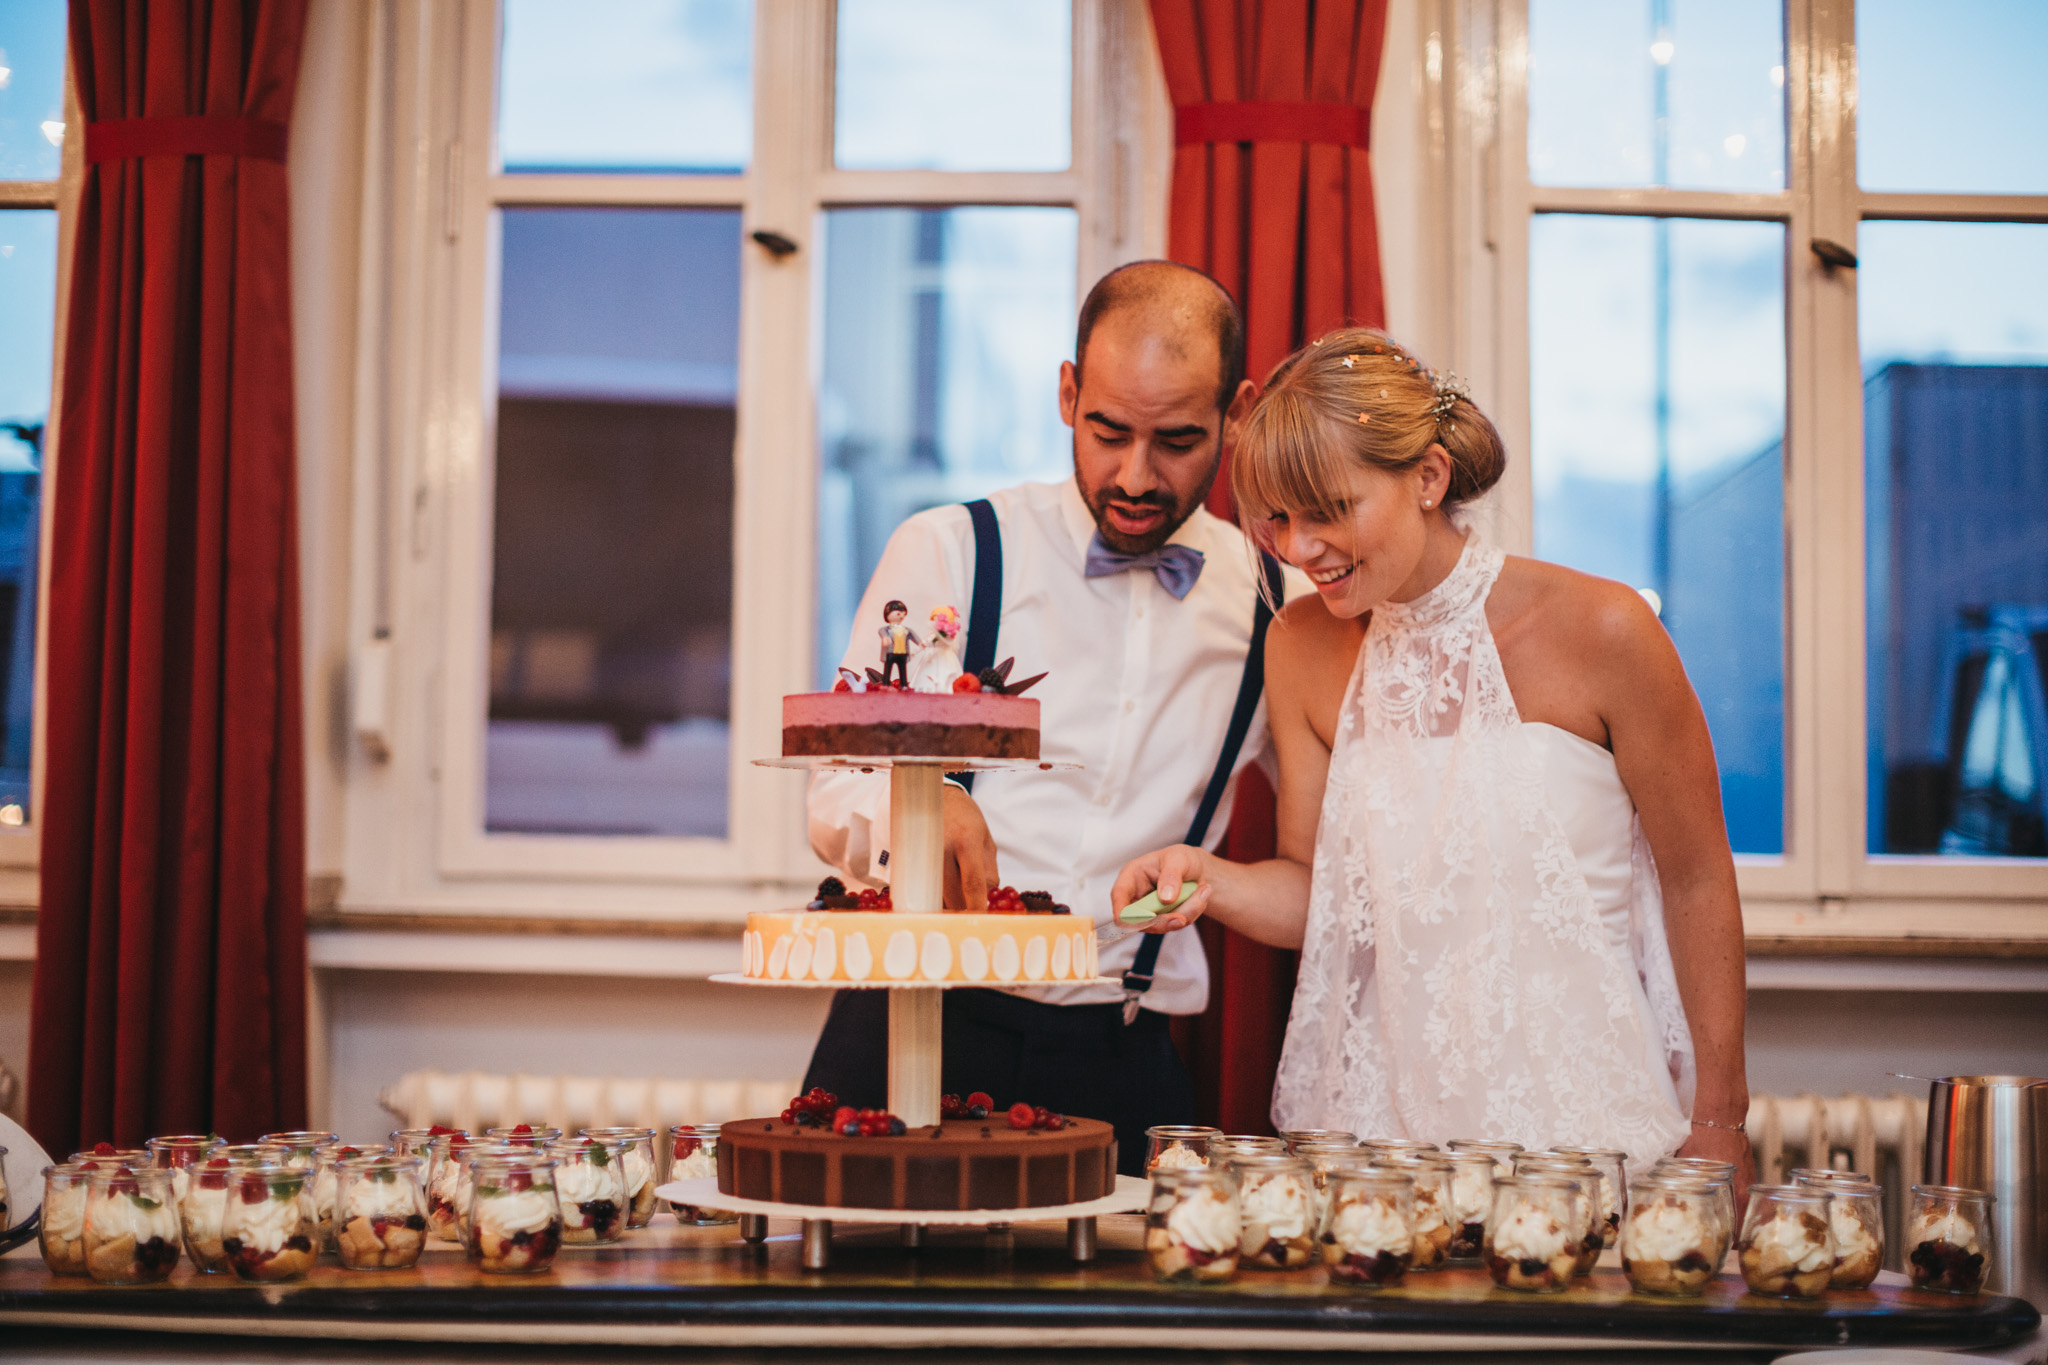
[29,0,311,1154]
[1152,0,1390,1134]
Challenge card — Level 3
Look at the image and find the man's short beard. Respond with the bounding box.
[1076,447,1221,556]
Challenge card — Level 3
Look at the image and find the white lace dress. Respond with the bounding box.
[1270,534,1695,1172]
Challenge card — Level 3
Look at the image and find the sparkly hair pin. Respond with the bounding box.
[1427,369,1469,425]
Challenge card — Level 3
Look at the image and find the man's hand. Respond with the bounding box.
[1110,845,1213,933]
[940,784,1000,911]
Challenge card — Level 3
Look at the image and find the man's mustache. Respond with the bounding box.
[1101,489,1175,509]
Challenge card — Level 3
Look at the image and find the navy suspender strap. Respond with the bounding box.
[1122,550,1286,1024]
[954,499,1003,795]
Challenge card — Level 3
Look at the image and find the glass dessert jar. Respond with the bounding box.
[84,1165,182,1284]
[1208,1134,1287,1163]
[1147,1124,1222,1171]
[1443,1152,1497,1263]
[422,1132,476,1242]
[38,1164,90,1276]
[259,1130,342,1170]
[467,1153,564,1274]
[666,1123,738,1225]
[550,1137,629,1244]
[1793,1176,1883,1290]
[1278,1128,1355,1152]
[334,1154,430,1270]
[1294,1141,1367,1229]
[1651,1158,1737,1244]
[1905,1184,1994,1295]
[1320,1167,1417,1286]
[1359,1137,1440,1160]
[1790,1166,1872,1187]
[70,1146,151,1168]
[1446,1137,1525,1179]
[179,1144,287,1273]
[1737,1184,1834,1299]
[223,1166,319,1282]
[1230,1154,1319,1269]
[1622,1177,1724,1296]
[581,1126,659,1228]
[388,1126,460,1159]
[485,1124,563,1148]
[1485,1174,1586,1292]
[1145,1165,1242,1282]
[312,1144,391,1251]
[1553,1146,1628,1248]
[1367,1154,1453,1271]
[145,1134,223,1203]
[451,1143,528,1246]
[1515,1154,1605,1275]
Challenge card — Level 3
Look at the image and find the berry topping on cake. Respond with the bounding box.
[807,876,860,910]
[1008,1103,1036,1130]
[951,673,981,692]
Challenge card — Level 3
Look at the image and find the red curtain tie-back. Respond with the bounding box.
[84,115,289,164]
[1173,101,1370,149]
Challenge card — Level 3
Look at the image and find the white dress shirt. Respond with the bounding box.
[808,478,1306,1016]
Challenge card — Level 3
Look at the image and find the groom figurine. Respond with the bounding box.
[805,262,1303,1172]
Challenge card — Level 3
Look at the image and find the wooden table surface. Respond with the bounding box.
[1,1216,2037,1354]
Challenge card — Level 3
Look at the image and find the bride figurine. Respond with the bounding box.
[912,606,964,692]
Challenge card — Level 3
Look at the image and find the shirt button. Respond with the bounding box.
[1123,700,1135,713]
[1136,606,1146,619]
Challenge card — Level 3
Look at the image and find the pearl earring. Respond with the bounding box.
[1422,499,1434,509]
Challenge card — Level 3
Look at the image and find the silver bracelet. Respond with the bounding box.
[1690,1117,1747,1134]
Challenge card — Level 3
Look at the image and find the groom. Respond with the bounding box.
[803,261,1301,1172]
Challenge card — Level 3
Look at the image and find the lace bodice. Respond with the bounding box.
[1270,534,1693,1172]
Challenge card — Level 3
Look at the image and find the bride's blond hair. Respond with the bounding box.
[1233,328,1507,539]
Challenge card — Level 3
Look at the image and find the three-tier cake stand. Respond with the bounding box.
[656,753,1148,1268]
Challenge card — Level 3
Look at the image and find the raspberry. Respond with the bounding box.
[1007,1102,1035,1130]
[833,1106,857,1129]
[966,1091,994,1111]
[833,677,853,692]
[952,673,981,692]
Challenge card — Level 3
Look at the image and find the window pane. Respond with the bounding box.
[834,0,1070,172]
[816,207,1076,683]
[1857,0,2048,194]
[499,0,752,173]
[487,208,740,838]
[1861,222,2048,858]
[1528,0,1784,191]
[0,210,53,822]
[0,5,66,179]
[1530,215,1786,853]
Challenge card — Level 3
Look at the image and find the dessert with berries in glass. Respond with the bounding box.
[70,1144,151,1168]
[486,1124,563,1148]
[468,1153,564,1274]
[38,1163,90,1276]
[580,1126,659,1228]
[450,1143,529,1246]
[84,1165,182,1284]
[223,1166,319,1282]
[1737,1185,1835,1299]
[1906,1184,1993,1295]
[1146,1124,1219,1171]
[1443,1151,1496,1263]
[259,1130,341,1170]
[551,1137,628,1244]
[1554,1146,1628,1249]
[1367,1154,1453,1270]
[1793,1176,1883,1290]
[1319,1167,1416,1286]
[1445,1137,1524,1179]
[666,1122,737,1224]
[312,1144,390,1250]
[422,1131,474,1242]
[334,1154,431,1269]
[1622,1176,1723,1296]
[1515,1153,1607,1275]
[1231,1154,1318,1269]
[145,1134,223,1204]
[1485,1175,1585,1292]
[179,1144,287,1273]
[1145,1165,1241,1283]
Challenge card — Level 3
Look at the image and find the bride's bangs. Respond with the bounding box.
[1233,387,1351,528]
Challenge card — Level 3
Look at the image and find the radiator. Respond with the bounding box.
[1748,1091,1928,1266]
[378,1070,802,1134]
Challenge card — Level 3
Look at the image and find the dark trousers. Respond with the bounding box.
[801,988,1194,1177]
[882,652,910,686]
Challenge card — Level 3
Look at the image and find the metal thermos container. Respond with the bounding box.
[1924,1075,2048,1307]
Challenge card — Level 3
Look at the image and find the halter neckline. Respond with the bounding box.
[1373,531,1501,633]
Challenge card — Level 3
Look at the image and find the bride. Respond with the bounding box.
[1113,329,1752,1180]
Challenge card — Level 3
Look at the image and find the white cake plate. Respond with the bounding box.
[656,1175,1147,1269]
[754,755,1080,773]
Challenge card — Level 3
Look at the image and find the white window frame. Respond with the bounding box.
[1409,0,2048,940]
[337,0,1169,922]
[0,56,82,909]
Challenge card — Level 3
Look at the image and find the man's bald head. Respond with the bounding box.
[1073,261,1245,414]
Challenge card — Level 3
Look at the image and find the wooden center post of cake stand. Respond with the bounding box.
[885,760,946,1130]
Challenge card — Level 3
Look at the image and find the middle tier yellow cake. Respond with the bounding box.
[743,913,1100,985]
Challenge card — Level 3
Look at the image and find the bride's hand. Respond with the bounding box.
[1110,845,1213,933]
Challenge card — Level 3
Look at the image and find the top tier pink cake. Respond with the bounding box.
[782,690,1039,760]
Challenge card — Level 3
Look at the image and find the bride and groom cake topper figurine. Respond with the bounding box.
[841,601,1043,697]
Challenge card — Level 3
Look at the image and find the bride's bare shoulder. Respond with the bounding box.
[1494,554,1666,656]
[1271,592,1361,654]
